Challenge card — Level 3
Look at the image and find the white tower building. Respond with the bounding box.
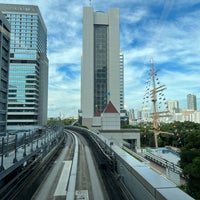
[81,7,121,128]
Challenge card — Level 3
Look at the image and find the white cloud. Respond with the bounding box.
[1,0,200,117]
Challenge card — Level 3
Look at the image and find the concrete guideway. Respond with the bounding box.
[54,161,72,197]
[72,130,106,200]
[32,129,106,200]
[31,131,74,200]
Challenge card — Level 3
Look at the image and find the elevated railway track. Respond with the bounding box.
[0,125,194,200]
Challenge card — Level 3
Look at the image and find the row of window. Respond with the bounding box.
[9,96,38,103]
[10,44,37,48]
[10,21,38,25]
[10,68,37,73]
[12,29,37,34]
[9,75,38,80]
[11,31,38,37]
[8,109,37,112]
[11,35,37,40]
[6,13,38,19]
[14,48,37,53]
[12,53,37,59]
[9,89,39,93]
[8,94,38,99]
[9,99,38,102]
[11,24,38,29]
[8,84,39,90]
[7,115,38,120]
[8,104,38,107]
[11,64,38,69]
[9,79,38,84]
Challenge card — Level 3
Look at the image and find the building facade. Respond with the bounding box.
[187,94,197,111]
[0,4,48,126]
[0,11,10,135]
[167,100,179,113]
[81,7,121,128]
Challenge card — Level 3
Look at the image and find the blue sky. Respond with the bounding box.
[1,0,200,118]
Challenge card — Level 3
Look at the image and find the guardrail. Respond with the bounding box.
[144,151,182,174]
[0,124,64,179]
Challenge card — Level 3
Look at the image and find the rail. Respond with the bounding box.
[144,151,182,174]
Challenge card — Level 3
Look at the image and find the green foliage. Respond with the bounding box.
[48,117,76,125]
[179,131,200,199]
[139,121,200,199]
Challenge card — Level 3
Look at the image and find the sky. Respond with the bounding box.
[1,0,200,118]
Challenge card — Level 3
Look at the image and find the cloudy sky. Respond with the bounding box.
[1,0,200,118]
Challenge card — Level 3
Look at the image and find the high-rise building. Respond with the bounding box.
[187,94,197,111]
[167,100,179,113]
[81,7,121,128]
[128,109,135,121]
[0,4,48,126]
[0,11,10,135]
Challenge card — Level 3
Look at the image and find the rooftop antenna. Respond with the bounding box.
[89,0,92,6]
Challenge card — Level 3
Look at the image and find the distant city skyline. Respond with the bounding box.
[0,1,199,118]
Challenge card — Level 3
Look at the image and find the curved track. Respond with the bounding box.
[1,127,134,200]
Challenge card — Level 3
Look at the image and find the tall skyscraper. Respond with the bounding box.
[187,94,197,110]
[0,11,10,135]
[0,4,48,126]
[81,7,121,128]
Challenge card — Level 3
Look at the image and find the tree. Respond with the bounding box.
[179,131,200,199]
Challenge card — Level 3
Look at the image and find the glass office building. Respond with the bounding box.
[0,11,10,135]
[0,4,48,126]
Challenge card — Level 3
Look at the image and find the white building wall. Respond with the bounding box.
[108,8,120,113]
[81,7,94,121]
[81,7,120,127]
[101,113,120,130]
[174,113,184,122]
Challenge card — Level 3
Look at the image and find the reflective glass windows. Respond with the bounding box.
[94,25,108,113]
